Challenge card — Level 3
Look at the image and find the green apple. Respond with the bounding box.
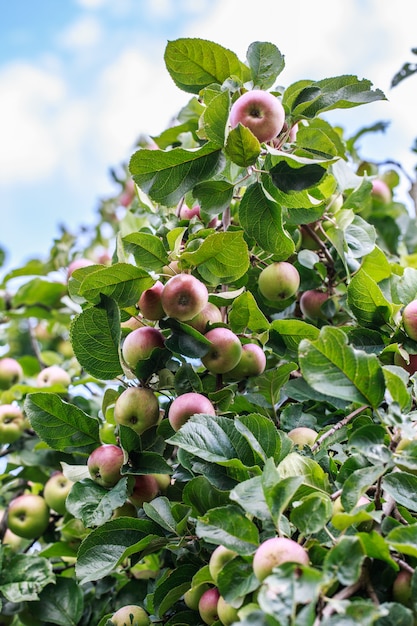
[114,387,160,435]
[7,494,50,539]
[0,404,26,444]
[217,595,239,626]
[0,357,23,389]
[288,427,318,448]
[151,473,171,493]
[209,545,237,584]
[258,262,300,302]
[100,420,118,445]
[201,327,242,374]
[392,569,412,606]
[87,443,124,488]
[122,326,165,370]
[110,604,150,625]
[183,583,210,611]
[198,587,220,625]
[36,365,71,388]
[226,343,266,379]
[43,471,74,515]
[168,392,216,431]
[2,527,31,552]
[161,273,209,321]
[229,89,285,143]
[112,500,138,518]
[252,536,309,581]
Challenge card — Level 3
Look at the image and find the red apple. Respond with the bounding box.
[179,204,201,220]
[36,365,71,388]
[110,604,149,625]
[43,471,73,515]
[0,357,23,389]
[402,300,417,341]
[87,444,124,488]
[187,302,223,333]
[0,404,26,445]
[198,587,220,625]
[252,536,309,581]
[7,494,50,540]
[129,474,159,507]
[168,392,216,431]
[122,326,165,369]
[161,273,209,321]
[226,343,266,379]
[299,290,329,321]
[201,327,242,374]
[138,281,165,321]
[119,179,136,207]
[229,89,285,143]
[114,387,160,435]
[258,262,300,302]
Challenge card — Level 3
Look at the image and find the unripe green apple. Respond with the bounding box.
[299,290,329,321]
[0,404,26,444]
[187,302,223,333]
[208,545,237,584]
[7,494,50,539]
[402,300,417,341]
[161,273,209,321]
[288,427,317,448]
[114,386,160,435]
[36,365,71,388]
[112,500,138,518]
[110,604,150,625]
[258,262,300,302]
[392,569,412,606]
[129,474,159,507]
[43,471,74,515]
[252,536,309,581]
[138,281,165,320]
[87,443,124,488]
[2,527,31,552]
[122,326,165,370]
[198,587,220,625]
[0,357,23,389]
[151,473,171,493]
[183,583,210,610]
[201,327,242,374]
[226,343,266,379]
[217,595,239,626]
[229,89,285,143]
[168,392,216,431]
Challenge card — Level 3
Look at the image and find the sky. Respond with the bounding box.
[1,0,417,278]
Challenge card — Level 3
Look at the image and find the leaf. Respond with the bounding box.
[122,233,169,271]
[270,161,326,193]
[246,41,285,90]
[153,564,200,618]
[31,578,84,626]
[66,478,129,527]
[299,325,385,407]
[225,124,261,167]
[235,414,285,464]
[78,263,153,306]
[262,459,304,527]
[290,492,333,535]
[295,118,346,158]
[129,143,224,206]
[323,536,365,585]
[229,291,270,334]
[347,269,393,327]
[270,319,320,353]
[24,392,100,454]
[164,38,250,93]
[341,464,386,512]
[143,496,181,534]
[0,554,55,603]
[160,317,212,358]
[229,475,271,520]
[239,182,295,257]
[199,88,230,146]
[70,298,123,380]
[386,523,417,558]
[196,504,259,554]
[182,475,230,516]
[383,472,417,513]
[192,180,235,215]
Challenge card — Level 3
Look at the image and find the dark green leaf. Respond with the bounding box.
[196,504,259,554]
[270,161,326,193]
[246,41,285,90]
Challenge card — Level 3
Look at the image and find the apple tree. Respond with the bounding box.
[2,37,417,625]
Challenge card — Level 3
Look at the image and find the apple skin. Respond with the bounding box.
[299,290,329,321]
[129,474,160,507]
[161,273,209,322]
[112,500,138,518]
[43,471,74,515]
[179,204,201,220]
[208,545,237,584]
[229,89,285,143]
[87,444,124,488]
[119,178,136,207]
[198,587,220,625]
[187,302,223,334]
[138,281,165,321]
[110,604,150,626]
[371,178,391,204]
[394,351,417,375]
[252,537,309,581]
[217,595,239,626]
[114,387,160,435]
[202,327,242,375]
[183,583,210,611]
[258,262,300,302]
[122,326,165,370]
[402,300,417,341]
[288,427,318,448]
[7,494,50,540]
[36,365,71,388]
[392,569,412,606]
[226,343,266,379]
[0,357,23,390]
[168,392,216,431]
[67,257,94,279]
[0,404,26,445]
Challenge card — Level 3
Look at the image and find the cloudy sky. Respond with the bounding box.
[1,0,416,276]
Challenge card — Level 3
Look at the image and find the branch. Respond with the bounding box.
[311,405,369,452]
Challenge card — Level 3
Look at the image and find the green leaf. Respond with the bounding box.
[78,263,153,306]
[235,414,285,464]
[239,182,295,257]
[229,291,270,334]
[122,233,169,271]
[31,578,84,626]
[386,523,417,558]
[277,452,330,494]
[270,161,326,193]
[299,325,385,407]
[383,472,417,513]
[357,530,399,571]
[256,363,298,408]
[270,319,320,353]
[199,89,230,146]
[164,38,250,93]
[24,392,100,454]
[295,118,347,158]
[229,475,271,520]
[161,317,212,358]
[341,464,386,512]
[262,459,303,527]
[246,41,285,90]
[196,504,259,554]
[153,564,199,618]
[361,246,392,283]
[347,269,393,327]
[290,492,333,534]
[66,478,129,527]
[70,298,123,380]
[192,180,235,215]
[143,496,181,534]
[225,124,261,167]
[129,143,224,206]
[323,536,365,585]
[0,554,55,603]
[182,475,230,516]
[12,277,66,309]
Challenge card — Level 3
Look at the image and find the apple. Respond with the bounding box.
[36,365,71,388]
[138,281,165,321]
[179,204,201,220]
[168,392,216,431]
[299,222,324,251]
[114,387,160,435]
[288,427,318,448]
[122,326,165,370]
[112,500,138,518]
[392,569,412,606]
[252,536,309,581]
[119,178,136,208]
[121,316,145,332]
[198,587,220,625]
[2,527,30,552]
[43,471,73,515]
[100,421,118,445]
[208,545,237,583]
[7,494,50,540]
[226,343,266,379]
[402,300,417,341]
[371,178,391,204]
[183,583,210,610]
[110,604,150,625]
[258,262,300,302]
[201,327,242,375]
[67,257,94,279]
[217,595,239,626]
[0,404,26,444]
[87,443,124,488]
[299,290,329,320]
[187,302,223,333]
[394,351,417,375]
[161,273,209,322]
[162,260,181,277]
[129,474,159,507]
[0,357,23,389]
[229,89,285,143]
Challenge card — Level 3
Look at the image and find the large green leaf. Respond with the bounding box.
[196,504,259,554]
[246,41,285,90]
[347,269,393,327]
[122,233,169,271]
[30,578,84,626]
[78,263,153,306]
[66,478,129,527]
[0,554,55,603]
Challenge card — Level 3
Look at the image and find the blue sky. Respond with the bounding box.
[1,0,416,278]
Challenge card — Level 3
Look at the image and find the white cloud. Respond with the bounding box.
[59,15,102,50]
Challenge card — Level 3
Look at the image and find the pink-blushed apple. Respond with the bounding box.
[168,392,216,431]
[151,473,171,493]
[7,494,50,540]
[110,604,150,626]
[201,327,242,374]
[122,326,165,370]
[129,474,159,507]
[179,204,201,220]
[299,290,330,321]
[226,343,266,379]
[187,302,223,334]
[252,536,309,581]
[87,444,124,488]
[208,545,237,583]
[114,386,160,435]
[121,316,145,332]
[67,258,95,279]
[138,281,165,321]
[161,273,209,322]
[371,178,391,204]
[392,569,412,606]
[162,260,181,277]
[0,404,26,445]
[36,365,71,388]
[198,587,220,625]
[288,427,318,448]
[258,262,300,302]
[118,179,137,208]
[217,595,239,626]
[402,300,417,341]
[0,357,23,389]
[229,89,285,143]
[43,471,73,515]
[2,527,30,552]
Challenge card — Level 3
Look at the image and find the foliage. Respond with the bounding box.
[1,37,417,625]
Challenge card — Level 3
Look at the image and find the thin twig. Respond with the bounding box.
[311,405,369,452]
